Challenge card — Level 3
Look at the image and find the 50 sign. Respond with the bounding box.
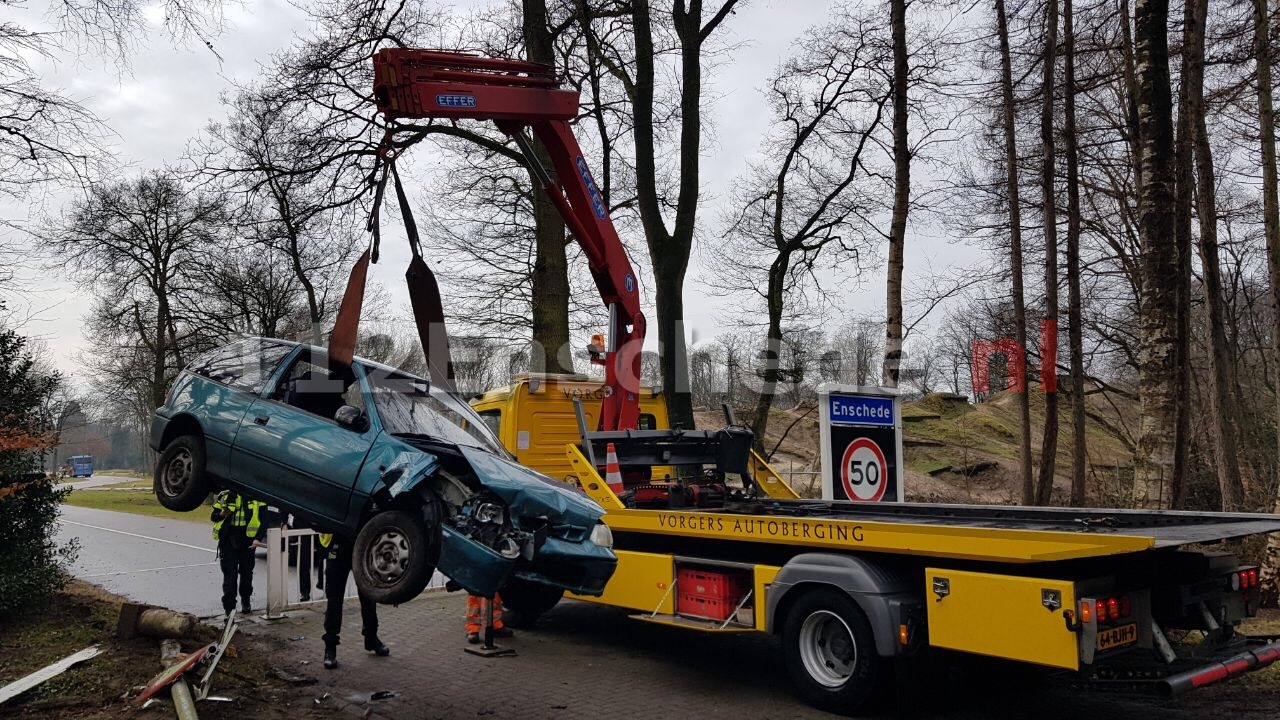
[840,438,888,502]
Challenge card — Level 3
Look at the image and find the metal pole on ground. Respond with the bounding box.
[464,596,515,658]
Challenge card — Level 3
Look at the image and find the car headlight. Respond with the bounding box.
[474,502,505,525]
[589,522,614,548]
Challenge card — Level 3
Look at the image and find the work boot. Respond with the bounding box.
[241,602,251,615]
[364,636,390,656]
[323,645,338,670]
[467,632,480,645]
[494,627,514,639]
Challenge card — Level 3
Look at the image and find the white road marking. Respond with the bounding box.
[81,561,219,578]
[61,520,216,554]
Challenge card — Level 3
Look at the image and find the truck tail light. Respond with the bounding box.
[1249,569,1259,588]
[1080,600,1093,624]
[1090,595,1131,624]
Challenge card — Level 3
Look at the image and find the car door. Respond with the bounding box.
[182,338,296,481]
[229,350,377,526]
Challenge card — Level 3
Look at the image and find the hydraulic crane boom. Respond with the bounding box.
[372,48,645,432]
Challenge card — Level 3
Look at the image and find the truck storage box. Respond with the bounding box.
[677,568,750,621]
[926,568,1080,670]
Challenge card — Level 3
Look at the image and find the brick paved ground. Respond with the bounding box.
[236,592,1277,720]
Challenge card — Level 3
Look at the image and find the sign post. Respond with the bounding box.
[818,384,904,503]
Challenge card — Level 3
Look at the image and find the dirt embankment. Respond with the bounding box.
[707,389,1138,504]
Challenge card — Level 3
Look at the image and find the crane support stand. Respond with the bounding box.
[464,596,515,658]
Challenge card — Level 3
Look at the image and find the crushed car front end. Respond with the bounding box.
[363,365,616,598]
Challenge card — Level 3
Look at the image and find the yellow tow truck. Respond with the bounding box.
[475,375,1280,715]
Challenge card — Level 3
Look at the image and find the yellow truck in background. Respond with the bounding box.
[470,373,671,485]
[473,375,1280,715]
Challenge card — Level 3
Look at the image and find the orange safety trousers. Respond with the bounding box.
[465,592,505,634]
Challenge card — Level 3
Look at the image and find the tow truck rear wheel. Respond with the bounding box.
[352,509,439,605]
[500,578,564,628]
[781,588,884,716]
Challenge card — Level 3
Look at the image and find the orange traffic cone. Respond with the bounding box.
[604,443,624,495]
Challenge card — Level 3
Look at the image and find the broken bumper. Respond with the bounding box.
[437,529,616,598]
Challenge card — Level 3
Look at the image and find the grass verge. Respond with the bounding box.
[62,489,202,523]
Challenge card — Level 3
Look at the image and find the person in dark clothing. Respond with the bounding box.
[318,533,389,669]
[211,490,266,615]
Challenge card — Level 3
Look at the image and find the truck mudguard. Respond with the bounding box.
[767,552,920,657]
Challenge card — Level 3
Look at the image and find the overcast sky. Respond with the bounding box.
[4,0,971,382]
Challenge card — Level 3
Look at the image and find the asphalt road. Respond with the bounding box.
[63,473,142,490]
[55,504,355,617]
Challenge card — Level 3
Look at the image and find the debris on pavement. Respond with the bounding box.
[133,640,212,707]
[269,666,316,686]
[0,645,103,705]
[192,611,239,701]
[369,690,399,701]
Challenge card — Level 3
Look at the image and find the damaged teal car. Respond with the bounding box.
[150,337,616,607]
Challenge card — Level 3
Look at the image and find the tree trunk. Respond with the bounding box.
[996,0,1035,506]
[750,259,788,451]
[630,0,731,431]
[523,0,573,374]
[1171,88,1193,512]
[153,294,169,410]
[1063,0,1087,507]
[1170,0,1194,511]
[883,0,909,388]
[1036,0,1060,506]
[1132,0,1180,508]
[1119,0,1144,197]
[1252,0,1280,604]
[1181,0,1245,511]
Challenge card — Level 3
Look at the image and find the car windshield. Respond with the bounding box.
[364,368,508,456]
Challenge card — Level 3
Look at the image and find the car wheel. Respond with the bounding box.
[500,578,565,629]
[153,435,211,512]
[781,588,884,716]
[352,509,437,605]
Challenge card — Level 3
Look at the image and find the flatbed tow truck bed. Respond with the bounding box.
[540,443,1280,714]
[601,500,1280,559]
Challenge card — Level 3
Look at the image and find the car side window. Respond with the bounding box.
[275,354,351,421]
[189,339,293,394]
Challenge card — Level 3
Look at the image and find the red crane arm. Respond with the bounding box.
[372,48,645,432]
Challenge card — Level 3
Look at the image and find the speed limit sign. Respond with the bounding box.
[819,385,903,503]
[840,438,888,502]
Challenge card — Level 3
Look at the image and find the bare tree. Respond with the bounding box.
[585,0,742,429]
[194,91,363,343]
[45,172,227,410]
[1035,0,1061,506]
[1063,0,1087,507]
[714,8,890,450]
[882,0,910,389]
[1180,0,1245,510]
[994,0,1035,504]
[1131,0,1180,506]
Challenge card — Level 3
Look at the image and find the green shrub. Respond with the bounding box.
[0,325,78,617]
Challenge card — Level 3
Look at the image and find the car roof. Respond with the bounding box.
[247,336,428,383]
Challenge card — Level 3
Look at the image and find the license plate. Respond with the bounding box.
[1097,623,1138,651]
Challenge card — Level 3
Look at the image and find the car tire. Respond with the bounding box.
[781,588,884,716]
[153,435,211,512]
[500,578,565,629]
[352,509,437,605]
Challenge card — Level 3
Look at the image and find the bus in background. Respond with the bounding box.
[69,455,93,478]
